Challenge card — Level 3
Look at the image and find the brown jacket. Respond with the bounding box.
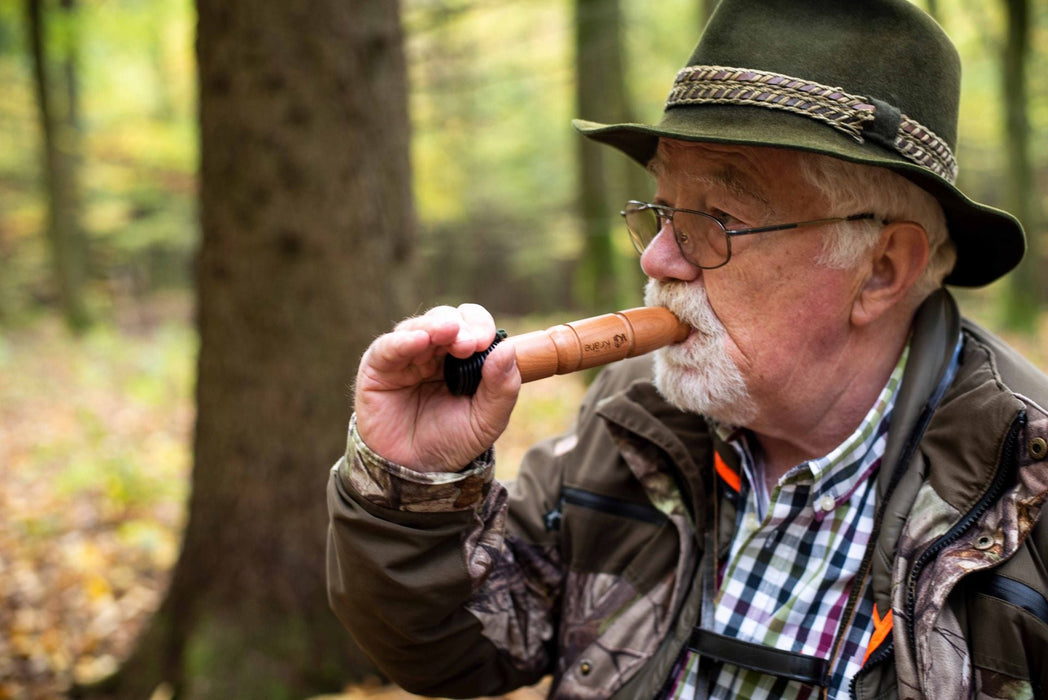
[327,291,1048,698]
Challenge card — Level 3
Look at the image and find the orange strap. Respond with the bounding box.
[863,604,894,665]
[714,452,741,494]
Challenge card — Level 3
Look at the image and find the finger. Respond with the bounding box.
[457,303,497,348]
[398,305,489,358]
[359,328,433,378]
[470,342,521,438]
[395,306,462,347]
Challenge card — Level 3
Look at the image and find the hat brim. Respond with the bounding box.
[574,105,1024,288]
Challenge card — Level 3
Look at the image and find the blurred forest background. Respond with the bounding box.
[0,0,1045,698]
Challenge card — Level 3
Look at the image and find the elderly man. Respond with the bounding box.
[327,0,1048,698]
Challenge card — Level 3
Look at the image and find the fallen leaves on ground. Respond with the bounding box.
[0,307,194,699]
[0,304,586,700]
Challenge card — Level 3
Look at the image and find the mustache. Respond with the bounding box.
[644,279,716,334]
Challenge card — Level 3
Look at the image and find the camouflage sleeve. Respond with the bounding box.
[326,415,560,696]
[338,413,495,512]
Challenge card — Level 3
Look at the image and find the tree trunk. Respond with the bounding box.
[76,1,415,697]
[25,0,89,332]
[999,0,1041,330]
[573,0,637,312]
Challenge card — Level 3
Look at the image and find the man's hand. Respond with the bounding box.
[354,303,521,472]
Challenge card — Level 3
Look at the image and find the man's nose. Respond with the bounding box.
[640,225,701,282]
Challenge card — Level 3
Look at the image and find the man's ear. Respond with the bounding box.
[851,222,930,327]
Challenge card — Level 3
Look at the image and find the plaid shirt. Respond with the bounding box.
[668,347,910,700]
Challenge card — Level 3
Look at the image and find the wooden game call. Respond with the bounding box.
[444,306,690,395]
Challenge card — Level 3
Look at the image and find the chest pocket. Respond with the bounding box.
[549,486,678,594]
[962,545,1048,696]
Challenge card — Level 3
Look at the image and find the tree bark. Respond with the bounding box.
[76,0,414,697]
[574,0,642,312]
[25,0,89,332]
[999,0,1042,330]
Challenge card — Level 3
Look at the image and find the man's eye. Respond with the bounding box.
[709,209,740,226]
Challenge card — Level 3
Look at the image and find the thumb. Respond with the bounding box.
[469,343,521,441]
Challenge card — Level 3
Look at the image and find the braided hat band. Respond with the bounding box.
[667,66,958,184]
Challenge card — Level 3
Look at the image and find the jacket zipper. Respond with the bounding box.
[846,337,965,698]
[848,641,894,697]
[902,410,1025,653]
[544,486,668,531]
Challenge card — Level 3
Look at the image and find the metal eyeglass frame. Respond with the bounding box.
[620,200,880,270]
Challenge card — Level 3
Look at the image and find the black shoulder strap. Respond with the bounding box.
[688,628,828,687]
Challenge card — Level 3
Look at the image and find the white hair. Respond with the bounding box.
[794,151,957,300]
[650,139,957,299]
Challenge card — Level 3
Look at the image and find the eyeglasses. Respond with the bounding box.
[620,200,879,269]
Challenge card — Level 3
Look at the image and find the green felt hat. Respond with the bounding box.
[574,0,1024,287]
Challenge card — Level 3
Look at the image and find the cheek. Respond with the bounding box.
[706,265,851,376]
[702,278,766,370]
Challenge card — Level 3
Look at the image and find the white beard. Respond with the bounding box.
[644,278,756,427]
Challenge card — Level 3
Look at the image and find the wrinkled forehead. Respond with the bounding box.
[648,139,797,209]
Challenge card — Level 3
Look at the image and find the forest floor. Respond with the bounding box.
[0,297,195,699]
[2,292,1045,699]
[0,297,585,700]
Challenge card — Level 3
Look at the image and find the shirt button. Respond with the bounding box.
[817,494,836,513]
[743,512,760,531]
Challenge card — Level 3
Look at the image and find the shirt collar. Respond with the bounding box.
[716,343,911,518]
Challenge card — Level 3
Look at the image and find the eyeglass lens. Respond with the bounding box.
[623,203,730,268]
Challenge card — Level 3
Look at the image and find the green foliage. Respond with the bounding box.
[403,0,714,313]
[0,0,197,324]
[1,0,1046,322]
[407,1,578,311]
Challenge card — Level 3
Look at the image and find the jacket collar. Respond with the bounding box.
[877,289,964,501]
[595,375,713,526]
[877,289,1036,530]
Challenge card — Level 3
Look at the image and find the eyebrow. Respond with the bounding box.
[648,152,772,210]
